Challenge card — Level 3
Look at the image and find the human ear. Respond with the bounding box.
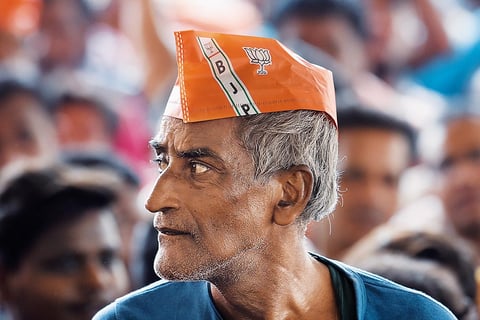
[273,165,313,226]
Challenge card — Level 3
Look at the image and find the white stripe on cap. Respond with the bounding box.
[196,36,260,116]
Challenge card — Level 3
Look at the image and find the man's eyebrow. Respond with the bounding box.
[148,141,223,161]
[149,139,164,151]
[177,148,221,161]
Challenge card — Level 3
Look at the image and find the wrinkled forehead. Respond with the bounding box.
[154,115,239,145]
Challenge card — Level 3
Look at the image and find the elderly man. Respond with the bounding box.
[94,30,454,319]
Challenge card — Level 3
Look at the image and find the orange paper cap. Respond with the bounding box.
[164,30,337,126]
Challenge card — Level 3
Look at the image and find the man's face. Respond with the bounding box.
[54,102,113,150]
[2,211,129,320]
[146,117,278,281]
[328,128,410,254]
[438,118,480,241]
[37,0,88,68]
[277,16,368,77]
[0,94,57,168]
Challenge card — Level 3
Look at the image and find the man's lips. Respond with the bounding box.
[153,215,191,236]
[156,227,190,236]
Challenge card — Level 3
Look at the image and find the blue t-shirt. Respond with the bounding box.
[94,255,456,319]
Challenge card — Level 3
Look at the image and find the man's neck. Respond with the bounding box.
[209,250,338,320]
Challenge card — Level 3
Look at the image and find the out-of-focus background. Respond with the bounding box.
[0,0,478,195]
[1,0,480,319]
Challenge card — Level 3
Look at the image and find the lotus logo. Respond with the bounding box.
[243,47,272,75]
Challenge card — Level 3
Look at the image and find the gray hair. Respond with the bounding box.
[235,110,338,225]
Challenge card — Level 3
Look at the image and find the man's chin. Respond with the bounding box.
[154,262,189,281]
[154,258,204,281]
[154,257,228,283]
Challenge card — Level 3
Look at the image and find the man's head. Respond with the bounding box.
[62,151,146,269]
[50,92,119,151]
[0,165,129,320]
[145,30,339,283]
[436,109,480,245]
[0,79,57,169]
[146,111,337,282]
[36,0,93,70]
[272,0,370,76]
[307,107,416,258]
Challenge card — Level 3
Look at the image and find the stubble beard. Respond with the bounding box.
[154,236,268,286]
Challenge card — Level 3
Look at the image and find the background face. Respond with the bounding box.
[3,211,128,320]
[147,117,278,282]
[0,94,56,168]
[277,15,368,77]
[54,102,113,150]
[37,0,88,68]
[439,118,480,241]
[320,128,410,257]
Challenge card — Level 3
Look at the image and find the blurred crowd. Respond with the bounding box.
[0,0,480,319]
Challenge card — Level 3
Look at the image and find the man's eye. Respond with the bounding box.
[41,255,81,274]
[467,149,480,164]
[342,169,364,183]
[438,157,453,172]
[191,162,210,174]
[99,250,120,269]
[382,175,399,189]
[152,153,169,172]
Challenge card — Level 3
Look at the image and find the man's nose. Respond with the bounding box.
[357,179,385,205]
[145,169,180,214]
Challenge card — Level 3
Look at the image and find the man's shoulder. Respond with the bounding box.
[358,270,455,319]
[312,254,457,320]
[93,280,221,320]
